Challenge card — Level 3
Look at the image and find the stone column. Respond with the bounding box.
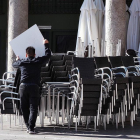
[105,0,126,56]
[7,0,28,72]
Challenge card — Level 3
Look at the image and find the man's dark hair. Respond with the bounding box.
[26,47,35,57]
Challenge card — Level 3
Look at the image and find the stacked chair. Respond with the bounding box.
[41,55,140,131]
[94,56,140,129]
[39,54,75,126]
[69,57,105,131]
[95,56,129,129]
[126,49,140,65]
[0,69,21,129]
[41,54,74,83]
[1,53,140,132]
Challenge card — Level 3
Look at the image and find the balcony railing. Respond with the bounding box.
[29,0,83,14]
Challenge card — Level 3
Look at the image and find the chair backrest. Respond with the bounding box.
[73,57,95,79]
[53,71,68,81]
[51,65,66,77]
[13,68,21,93]
[55,77,69,82]
[54,71,68,78]
[52,65,66,71]
[50,60,64,70]
[94,57,111,69]
[50,55,63,62]
[51,60,64,66]
[41,77,52,83]
[65,60,72,66]
[41,66,49,72]
[41,72,50,77]
[109,56,123,68]
[64,55,73,61]
[126,49,137,57]
[66,66,72,71]
[122,56,135,67]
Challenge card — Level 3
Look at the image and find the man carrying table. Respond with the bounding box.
[13,39,51,134]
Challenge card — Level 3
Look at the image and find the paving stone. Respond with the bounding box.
[0,115,140,140]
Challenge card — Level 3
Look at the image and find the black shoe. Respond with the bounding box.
[29,129,36,134]
[27,130,29,133]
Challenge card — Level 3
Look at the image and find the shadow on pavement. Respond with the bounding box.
[35,121,140,139]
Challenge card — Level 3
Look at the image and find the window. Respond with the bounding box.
[29,0,83,14]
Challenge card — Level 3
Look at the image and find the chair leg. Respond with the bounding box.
[10,114,11,128]
[71,115,73,125]
[15,105,17,126]
[18,111,20,125]
[136,100,138,115]
[133,106,136,121]
[62,94,65,126]
[130,89,133,104]
[121,103,124,128]
[123,112,125,122]
[1,113,3,130]
[49,117,52,125]
[44,97,46,120]
[67,99,70,123]
[68,116,70,129]
[114,91,115,106]
[94,116,97,131]
[128,90,130,110]
[21,116,23,130]
[52,89,55,121]
[15,112,16,126]
[130,111,133,127]
[12,114,14,121]
[97,104,100,126]
[78,110,80,125]
[75,116,77,132]
[116,84,118,99]
[39,96,45,127]
[107,109,110,124]
[48,86,51,118]
[98,115,101,126]
[56,93,60,125]
[118,108,120,123]
[112,114,115,125]
[126,101,127,116]
[110,103,111,118]
[103,115,106,130]
[86,116,89,129]
[138,94,140,109]
[116,114,118,129]
[112,97,114,112]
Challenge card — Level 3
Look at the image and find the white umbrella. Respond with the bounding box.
[127,0,140,51]
[101,6,106,56]
[76,0,100,57]
[95,0,104,50]
[126,5,130,27]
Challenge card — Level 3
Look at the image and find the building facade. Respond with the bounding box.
[0,0,133,77]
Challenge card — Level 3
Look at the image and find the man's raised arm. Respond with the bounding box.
[39,39,51,64]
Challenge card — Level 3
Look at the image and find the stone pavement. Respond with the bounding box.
[0,115,140,140]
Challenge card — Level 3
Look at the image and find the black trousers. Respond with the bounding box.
[19,83,40,130]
